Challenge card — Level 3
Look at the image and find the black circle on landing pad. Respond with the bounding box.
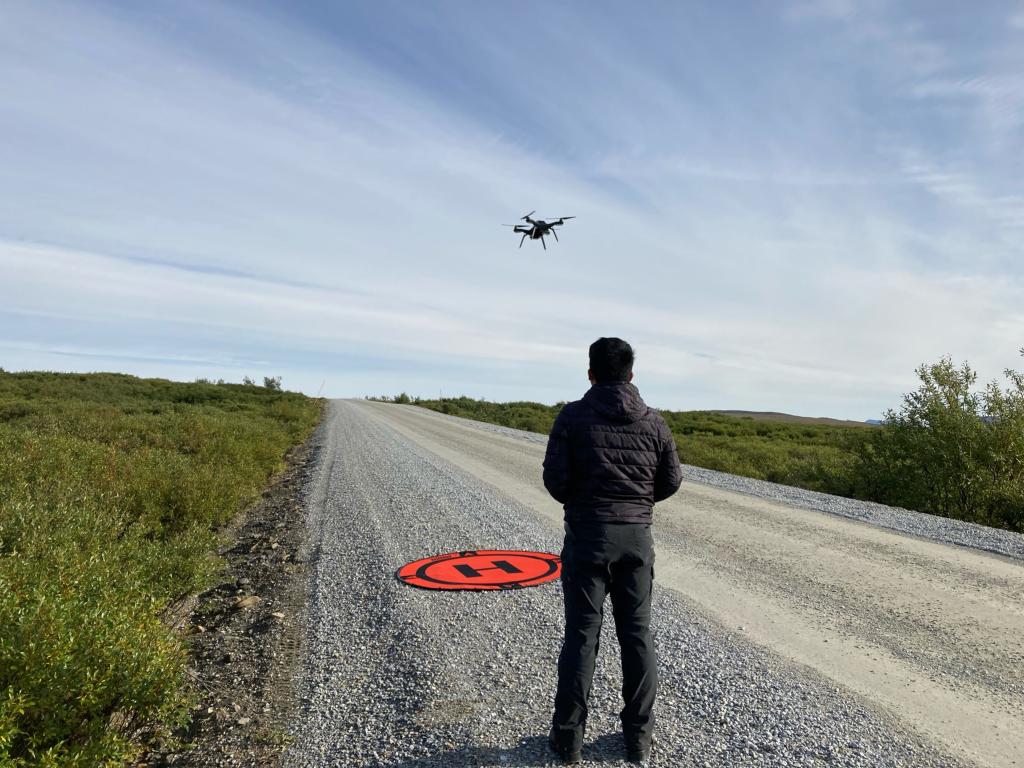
[396,550,561,591]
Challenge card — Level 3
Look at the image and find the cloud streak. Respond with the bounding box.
[5,237,1021,419]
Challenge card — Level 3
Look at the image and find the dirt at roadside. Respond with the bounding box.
[137,434,319,767]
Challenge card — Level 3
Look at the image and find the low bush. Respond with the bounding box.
[0,371,321,765]
[856,358,1024,531]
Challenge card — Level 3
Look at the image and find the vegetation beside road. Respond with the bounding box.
[380,355,1024,533]
[398,395,873,499]
[860,358,1024,532]
[0,371,321,766]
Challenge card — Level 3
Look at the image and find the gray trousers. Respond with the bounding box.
[551,521,657,752]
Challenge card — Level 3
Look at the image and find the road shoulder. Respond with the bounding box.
[137,430,321,767]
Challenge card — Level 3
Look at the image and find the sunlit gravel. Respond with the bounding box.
[284,401,967,767]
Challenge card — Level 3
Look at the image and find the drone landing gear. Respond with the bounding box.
[519,233,527,248]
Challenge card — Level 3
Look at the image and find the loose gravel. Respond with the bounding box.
[413,407,1024,563]
[285,401,965,767]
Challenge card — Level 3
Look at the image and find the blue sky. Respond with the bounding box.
[2,1,1022,419]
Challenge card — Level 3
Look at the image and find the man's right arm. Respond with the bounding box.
[653,418,682,502]
[543,407,571,504]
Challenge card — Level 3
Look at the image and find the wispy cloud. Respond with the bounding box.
[5,238,1022,419]
[785,0,949,75]
[899,152,1024,230]
[2,1,1022,419]
[913,74,1024,136]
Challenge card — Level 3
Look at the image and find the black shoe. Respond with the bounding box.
[625,743,651,765]
[548,727,582,765]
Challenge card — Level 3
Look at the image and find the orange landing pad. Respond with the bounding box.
[397,549,561,591]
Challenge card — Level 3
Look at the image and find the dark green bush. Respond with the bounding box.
[856,358,1024,531]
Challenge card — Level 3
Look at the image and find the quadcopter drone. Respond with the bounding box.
[503,211,575,249]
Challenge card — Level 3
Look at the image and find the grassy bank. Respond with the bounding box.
[407,396,872,498]
[0,371,321,766]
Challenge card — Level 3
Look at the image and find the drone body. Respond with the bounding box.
[504,211,575,249]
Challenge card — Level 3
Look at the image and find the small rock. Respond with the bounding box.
[237,717,251,726]
[233,595,262,610]
[270,611,286,621]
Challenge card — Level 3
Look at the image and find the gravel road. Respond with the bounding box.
[285,401,1024,768]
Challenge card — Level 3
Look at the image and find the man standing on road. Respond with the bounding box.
[543,337,682,765]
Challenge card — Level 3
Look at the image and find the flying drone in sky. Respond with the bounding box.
[503,211,575,249]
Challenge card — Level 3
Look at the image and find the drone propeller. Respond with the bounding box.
[521,210,536,221]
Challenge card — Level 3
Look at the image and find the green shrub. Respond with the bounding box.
[0,542,188,767]
[0,371,322,764]
[858,357,1024,531]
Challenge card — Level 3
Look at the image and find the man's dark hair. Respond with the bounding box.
[589,337,634,383]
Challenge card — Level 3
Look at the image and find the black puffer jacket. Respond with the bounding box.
[543,382,682,524]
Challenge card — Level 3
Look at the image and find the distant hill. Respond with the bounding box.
[714,410,876,427]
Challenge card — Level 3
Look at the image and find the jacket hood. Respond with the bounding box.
[583,382,649,424]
